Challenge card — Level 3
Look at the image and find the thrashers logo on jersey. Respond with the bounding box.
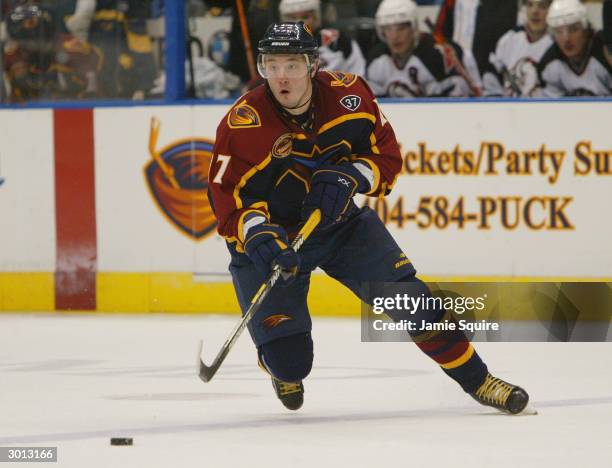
[262,314,293,329]
[339,94,361,111]
[326,71,358,87]
[227,100,262,129]
[271,133,293,158]
[145,117,217,241]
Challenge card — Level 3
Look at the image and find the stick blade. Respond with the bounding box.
[518,404,538,416]
[197,340,217,383]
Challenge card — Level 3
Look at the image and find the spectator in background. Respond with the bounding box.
[279,0,366,76]
[203,0,280,83]
[3,1,102,102]
[483,0,554,96]
[93,0,157,99]
[62,0,157,99]
[535,0,611,96]
[367,0,481,97]
[434,0,520,75]
[63,0,97,40]
[604,0,611,65]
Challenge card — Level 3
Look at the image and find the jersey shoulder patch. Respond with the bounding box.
[227,99,262,129]
[324,70,359,87]
[339,94,362,111]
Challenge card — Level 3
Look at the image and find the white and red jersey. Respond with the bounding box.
[535,31,612,97]
[483,26,553,96]
[316,28,366,77]
[366,33,482,97]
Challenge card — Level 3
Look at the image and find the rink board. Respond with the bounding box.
[0,101,610,313]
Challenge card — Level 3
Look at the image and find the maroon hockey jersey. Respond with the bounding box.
[209,71,402,250]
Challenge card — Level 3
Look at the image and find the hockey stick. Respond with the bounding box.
[425,18,482,97]
[197,208,322,382]
[235,0,257,81]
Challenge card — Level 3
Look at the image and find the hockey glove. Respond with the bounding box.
[243,222,300,285]
[302,163,369,229]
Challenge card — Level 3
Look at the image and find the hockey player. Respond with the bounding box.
[535,0,612,96]
[278,0,366,76]
[3,2,101,102]
[433,0,519,75]
[209,22,529,413]
[366,0,482,98]
[483,0,554,96]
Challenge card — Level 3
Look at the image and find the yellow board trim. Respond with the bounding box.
[96,273,241,314]
[1,273,611,319]
[0,273,54,311]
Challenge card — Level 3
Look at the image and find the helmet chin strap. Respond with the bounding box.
[281,74,314,112]
[284,88,312,111]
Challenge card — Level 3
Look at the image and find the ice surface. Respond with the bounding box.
[1,313,611,468]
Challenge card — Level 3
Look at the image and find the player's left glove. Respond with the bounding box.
[243,222,300,285]
[302,162,369,229]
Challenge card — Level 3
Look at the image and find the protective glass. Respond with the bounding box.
[257,54,311,79]
[380,22,412,37]
[551,22,584,39]
[524,0,552,8]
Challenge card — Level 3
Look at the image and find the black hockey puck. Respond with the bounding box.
[110,437,133,446]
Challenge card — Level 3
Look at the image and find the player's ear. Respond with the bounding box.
[310,58,319,77]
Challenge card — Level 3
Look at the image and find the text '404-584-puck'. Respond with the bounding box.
[110,438,133,446]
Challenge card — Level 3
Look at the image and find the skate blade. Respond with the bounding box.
[488,404,537,416]
[514,404,538,416]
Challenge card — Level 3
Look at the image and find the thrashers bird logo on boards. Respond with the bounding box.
[144,117,217,241]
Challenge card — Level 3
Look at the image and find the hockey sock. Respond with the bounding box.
[410,308,488,393]
[382,276,489,393]
[258,332,313,382]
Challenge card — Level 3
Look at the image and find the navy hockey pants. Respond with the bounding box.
[228,206,416,347]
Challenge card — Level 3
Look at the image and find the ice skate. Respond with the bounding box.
[270,377,304,411]
[258,358,304,410]
[471,372,533,415]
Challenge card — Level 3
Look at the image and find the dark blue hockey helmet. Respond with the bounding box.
[257,22,319,56]
[257,22,319,79]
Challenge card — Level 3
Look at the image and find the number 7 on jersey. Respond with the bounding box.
[212,154,231,184]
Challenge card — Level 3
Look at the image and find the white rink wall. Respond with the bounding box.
[0,100,610,312]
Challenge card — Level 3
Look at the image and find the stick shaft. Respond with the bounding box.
[198,209,321,382]
[425,18,482,97]
[235,0,257,81]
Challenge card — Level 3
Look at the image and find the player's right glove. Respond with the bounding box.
[243,222,300,285]
[302,162,369,229]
